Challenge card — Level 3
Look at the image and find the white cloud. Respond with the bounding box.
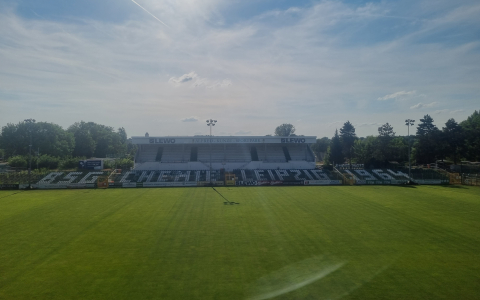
[0,1,479,138]
[130,0,170,28]
[169,72,198,85]
[451,109,464,114]
[181,116,198,122]
[169,72,231,89]
[206,79,232,89]
[357,122,382,127]
[327,121,343,128]
[433,109,449,114]
[378,90,416,101]
[410,102,437,109]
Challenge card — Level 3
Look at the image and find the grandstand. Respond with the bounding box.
[1,134,452,189]
[132,136,317,171]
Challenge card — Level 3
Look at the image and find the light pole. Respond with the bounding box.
[24,119,35,189]
[405,119,415,181]
[206,119,217,184]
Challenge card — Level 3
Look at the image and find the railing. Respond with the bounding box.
[463,174,480,186]
[333,166,352,185]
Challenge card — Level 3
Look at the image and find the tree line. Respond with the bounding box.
[1,110,479,170]
[316,110,480,168]
[0,120,136,170]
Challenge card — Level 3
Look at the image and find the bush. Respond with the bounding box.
[322,164,333,171]
[37,155,60,170]
[115,158,134,169]
[103,160,115,169]
[8,156,28,168]
[61,157,83,169]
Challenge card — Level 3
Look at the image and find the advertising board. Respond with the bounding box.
[236,181,258,186]
[255,181,304,186]
[0,184,19,190]
[304,180,342,185]
[143,182,197,187]
[281,181,304,186]
[78,160,103,170]
[257,181,281,186]
[390,180,408,185]
[195,181,225,186]
[37,183,88,189]
[366,180,391,185]
[414,179,448,185]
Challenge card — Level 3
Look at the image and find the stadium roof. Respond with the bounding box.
[131,136,317,145]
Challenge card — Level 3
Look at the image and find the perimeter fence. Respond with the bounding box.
[463,174,480,186]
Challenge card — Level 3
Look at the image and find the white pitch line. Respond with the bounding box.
[131,0,170,28]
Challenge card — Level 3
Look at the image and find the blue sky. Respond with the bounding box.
[1,0,479,138]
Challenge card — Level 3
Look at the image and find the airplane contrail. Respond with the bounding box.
[131,0,170,28]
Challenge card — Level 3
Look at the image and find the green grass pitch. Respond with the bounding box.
[1,186,479,300]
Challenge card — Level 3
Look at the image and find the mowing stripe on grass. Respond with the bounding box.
[1,186,479,300]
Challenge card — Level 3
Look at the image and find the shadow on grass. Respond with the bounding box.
[440,185,468,189]
[391,185,417,188]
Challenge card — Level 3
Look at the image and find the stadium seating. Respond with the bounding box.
[133,142,317,171]
[336,168,449,184]
[232,169,337,181]
[113,170,222,183]
[24,167,449,189]
[288,144,315,161]
[35,171,110,187]
[136,145,158,163]
[161,145,187,162]
[225,144,251,161]
[0,172,45,184]
[197,145,225,162]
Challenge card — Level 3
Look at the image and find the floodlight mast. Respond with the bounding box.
[206,119,217,184]
[24,119,35,189]
[405,119,415,182]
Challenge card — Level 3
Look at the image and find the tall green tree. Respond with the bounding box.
[68,122,96,157]
[274,124,296,136]
[390,136,409,164]
[0,120,74,158]
[378,123,395,139]
[376,123,395,163]
[325,129,344,165]
[310,137,330,161]
[442,119,464,164]
[460,110,480,161]
[68,122,127,158]
[415,115,440,164]
[354,136,376,166]
[125,138,138,159]
[340,121,357,168]
[118,127,128,145]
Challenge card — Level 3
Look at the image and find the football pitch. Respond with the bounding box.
[1,186,479,300]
